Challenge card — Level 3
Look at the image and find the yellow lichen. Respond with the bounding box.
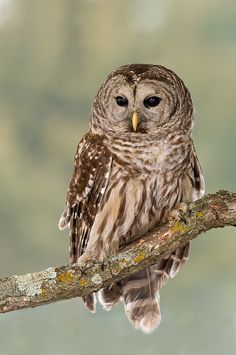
[133,252,145,264]
[196,211,204,219]
[119,258,129,267]
[41,288,47,297]
[57,272,74,283]
[171,221,189,234]
[79,277,88,287]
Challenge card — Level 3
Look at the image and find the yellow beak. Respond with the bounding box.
[132,111,138,131]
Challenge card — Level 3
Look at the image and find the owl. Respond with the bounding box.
[59,64,205,333]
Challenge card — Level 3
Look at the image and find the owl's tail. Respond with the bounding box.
[98,242,190,333]
[99,268,161,333]
[122,268,161,333]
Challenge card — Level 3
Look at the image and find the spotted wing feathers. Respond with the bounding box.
[58,132,112,311]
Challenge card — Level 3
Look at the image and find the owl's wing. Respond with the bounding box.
[190,148,205,201]
[155,147,205,288]
[58,132,113,264]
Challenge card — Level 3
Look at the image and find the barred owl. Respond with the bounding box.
[59,64,205,333]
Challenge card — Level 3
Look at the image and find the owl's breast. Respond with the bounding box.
[85,132,194,259]
[87,164,185,259]
[107,133,192,176]
[116,171,182,244]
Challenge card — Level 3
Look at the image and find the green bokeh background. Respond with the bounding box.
[0,1,236,354]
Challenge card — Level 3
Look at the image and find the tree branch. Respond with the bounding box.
[0,190,235,314]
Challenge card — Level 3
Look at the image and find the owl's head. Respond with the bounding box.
[91,64,193,136]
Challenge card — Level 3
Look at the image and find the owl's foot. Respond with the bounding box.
[77,251,92,267]
[77,242,119,269]
[77,250,106,268]
[168,202,190,224]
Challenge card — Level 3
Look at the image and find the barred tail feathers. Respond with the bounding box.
[98,283,123,311]
[122,268,161,333]
[83,293,97,313]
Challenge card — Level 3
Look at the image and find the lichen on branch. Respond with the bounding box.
[0,190,235,314]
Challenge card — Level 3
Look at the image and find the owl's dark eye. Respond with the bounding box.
[144,96,161,108]
[115,96,128,107]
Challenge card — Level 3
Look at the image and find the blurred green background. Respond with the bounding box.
[0,0,236,354]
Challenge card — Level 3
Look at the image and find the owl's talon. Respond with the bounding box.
[168,202,190,224]
[100,260,106,271]
[77,252,92,267]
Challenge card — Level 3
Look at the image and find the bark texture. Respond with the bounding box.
[0,190,235,314]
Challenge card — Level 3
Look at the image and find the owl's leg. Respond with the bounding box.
[80,235,119,263]
[168,201,190,223]
[99,238,119,260]
[77,250,93,266]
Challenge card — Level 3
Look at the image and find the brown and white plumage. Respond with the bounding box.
[59,64,205,333]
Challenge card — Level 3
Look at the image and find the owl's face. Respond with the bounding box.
[92,64,193,136]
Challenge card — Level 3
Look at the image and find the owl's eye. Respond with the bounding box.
[115,96,128,107]
[144,96,161,108]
